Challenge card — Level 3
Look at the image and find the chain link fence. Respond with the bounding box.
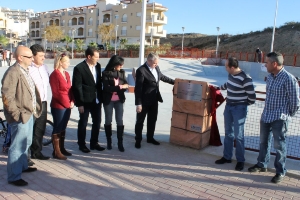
[244,94,300,160]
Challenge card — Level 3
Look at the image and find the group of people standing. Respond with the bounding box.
[1,44,174,186]
[2,43,297,187]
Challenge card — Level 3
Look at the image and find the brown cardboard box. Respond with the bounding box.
[186,114,212,133]
[173,78,211,100]
[171,111,187,130]
[171,111,212,133]
[170,127,210,149]
[173,97,212,116]
[128,86,135,93]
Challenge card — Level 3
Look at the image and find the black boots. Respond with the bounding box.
[117,125,125,152]
[60,131,72,156]
[104,124,125,152]
[105,124,112,150]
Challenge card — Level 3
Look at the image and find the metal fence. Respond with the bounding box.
[244,92,300,160]
[44,49,300,67]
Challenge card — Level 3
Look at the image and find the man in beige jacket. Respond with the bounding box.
[1,46,42,186]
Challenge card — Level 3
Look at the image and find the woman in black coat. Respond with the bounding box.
[102,55,128,152]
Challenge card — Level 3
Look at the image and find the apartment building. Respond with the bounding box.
[29,0,168,49]
[1,7,34,37]
[0,8,24,49]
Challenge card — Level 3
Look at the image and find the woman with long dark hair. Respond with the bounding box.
[102,55,128,152]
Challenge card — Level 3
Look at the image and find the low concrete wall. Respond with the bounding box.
[202,58,300,81]
[44,58,143,69]
[43,57,300,81]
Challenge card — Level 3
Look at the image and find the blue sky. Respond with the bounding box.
[1,0,299,35]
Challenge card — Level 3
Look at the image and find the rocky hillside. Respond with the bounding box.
[160,22,300,55]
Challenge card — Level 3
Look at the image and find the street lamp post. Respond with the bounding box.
[271,0,279,52]
[71,29,76,59]
[9,29,12,52]
[150,14,154,47]
[44,31,47,51]
[181,27,185,58]
[25,30,28,47]
[115,25,119,55]
[216,27,220,58]
[150,1,155,47]
[139,0,147,66]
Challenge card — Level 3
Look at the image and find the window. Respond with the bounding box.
[88,18,93,25]
[136,26,141,30]
[122,14,127,22]
[136,12,141,17]
[121,26,127,36]
[78,27,84,36]
[78,17,84,25]
[31,22,35,29]
[68,30,72,36]
[88,28,93,36]
[68,20,72,26]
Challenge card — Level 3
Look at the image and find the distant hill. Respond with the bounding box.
[160,22,300,55]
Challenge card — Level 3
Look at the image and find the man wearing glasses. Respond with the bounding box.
[28,44,50,161]
[1,46,42,186]
[248,52,300,183]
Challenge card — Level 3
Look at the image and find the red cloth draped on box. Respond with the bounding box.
[209,85,225,146]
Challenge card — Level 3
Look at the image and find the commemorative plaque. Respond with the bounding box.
[176,82,203,101]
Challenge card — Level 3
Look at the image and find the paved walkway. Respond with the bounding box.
[0,59,299,199]
[1,117,300,199]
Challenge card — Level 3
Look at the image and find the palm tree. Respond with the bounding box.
[119,38,128,49]
[74,39,85,52]
[61,35,73,49]
[88,41,97,48]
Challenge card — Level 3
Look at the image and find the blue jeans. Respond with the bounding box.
[223,104,248,162]
[51,107,71,133]
[257,120,288,175]
[103,101,124,126]
[7,115,34,182]
[3,124,11,148]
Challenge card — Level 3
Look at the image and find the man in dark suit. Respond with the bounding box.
[72,47,105,153]
[134,53,174,149]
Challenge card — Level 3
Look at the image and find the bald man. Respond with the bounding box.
[1,46,42,186]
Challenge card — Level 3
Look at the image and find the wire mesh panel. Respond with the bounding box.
[245,99,300,160]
